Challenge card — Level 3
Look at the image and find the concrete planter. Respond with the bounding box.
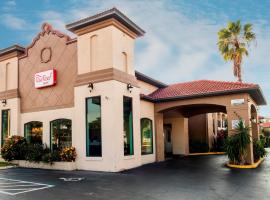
[11,160,76,171]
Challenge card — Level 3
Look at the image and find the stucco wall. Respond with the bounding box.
[164,117,189,155]
[0,98,21,145]
[74,80,141,172]
[138,80,159,95]
[0,57,18,92]
[77,26,134,75]
[20,107,75,147]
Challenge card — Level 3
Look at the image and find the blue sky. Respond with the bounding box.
[0,0,269,116]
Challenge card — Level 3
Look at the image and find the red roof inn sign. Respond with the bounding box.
[34,69,57,89]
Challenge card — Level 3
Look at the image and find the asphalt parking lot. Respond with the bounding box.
[0,155,269,200]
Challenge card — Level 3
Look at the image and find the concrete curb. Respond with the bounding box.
[226,158,265,169]
[0,165,16,170]
[189,152,225,156]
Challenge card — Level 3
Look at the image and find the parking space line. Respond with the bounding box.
[0,177,54,196]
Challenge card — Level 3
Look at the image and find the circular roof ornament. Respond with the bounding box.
[40,47,52,63]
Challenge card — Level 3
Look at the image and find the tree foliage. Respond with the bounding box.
[218,20,256,82]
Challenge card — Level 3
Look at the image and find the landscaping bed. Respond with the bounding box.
[11,160,76,171]
[1,135,77,171]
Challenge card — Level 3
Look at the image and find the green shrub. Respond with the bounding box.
[1,136,27,161]
[60,147,77,162]
[1,135,76,163]
[42,150,61,164]
[253,139,267,161]
[25,143,46,162]
[225,120,251,165]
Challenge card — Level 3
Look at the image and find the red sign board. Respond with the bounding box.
[34,69,57,89]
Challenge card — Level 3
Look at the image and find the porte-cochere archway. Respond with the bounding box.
[145,80,266,164]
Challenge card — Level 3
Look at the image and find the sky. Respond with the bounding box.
[0,0,269,116]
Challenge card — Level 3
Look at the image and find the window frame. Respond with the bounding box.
[1,109,10,146]
[123,96,134,156]
[24,121,43,144]
[140,118,153,155]
[85,96,102,157]
[50,118,72,151]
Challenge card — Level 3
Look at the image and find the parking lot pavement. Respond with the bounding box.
[0,178,54,196]
[0,155,270,200]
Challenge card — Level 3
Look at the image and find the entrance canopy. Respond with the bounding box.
[142,80,267,165]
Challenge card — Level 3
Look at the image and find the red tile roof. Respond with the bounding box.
[260,122,270,128]
[147,80,265,104]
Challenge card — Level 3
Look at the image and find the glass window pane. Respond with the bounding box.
[24,121,43,144]
[86,96,102,157]
[141,118,153,155]
[1,110,10,146]
[123,97,133,156]
[50,119,72,151]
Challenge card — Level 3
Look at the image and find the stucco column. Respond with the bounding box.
[155,112,165,162]
[227,106,254,164]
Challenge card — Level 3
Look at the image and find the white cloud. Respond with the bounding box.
[0,14,27,30]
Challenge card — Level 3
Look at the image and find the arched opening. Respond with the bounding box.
[5,62,10,91]
[90,35,98,71]
[50,118,72,151]
[24,121,43,144]
[122,52,128,73]
[251,104,259,140]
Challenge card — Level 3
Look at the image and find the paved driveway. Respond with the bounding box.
[0,155,269,200]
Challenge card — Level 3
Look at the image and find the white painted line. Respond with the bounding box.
[0,177,54,196]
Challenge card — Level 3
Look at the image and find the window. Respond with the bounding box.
[141,118,153,155]
[86,96,102,157]
[123,96,133,156]
[24,121,43,144]
[1,110,10,146]
[50,119,72,151]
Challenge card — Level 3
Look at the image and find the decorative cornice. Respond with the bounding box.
[66,7,145,37]
[0,89,20,100]
[19,23,73,59]
[73,18,138,38]
[75,68,139,87]
[0,45,25,62]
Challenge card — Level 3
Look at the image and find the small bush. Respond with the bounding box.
[25,143,46,162]
[60,147,77,162]
[225,120,251,165]
[1,136,27,161]
[253,139,267,161]
[1,135,77,164]
[42,150,61,164]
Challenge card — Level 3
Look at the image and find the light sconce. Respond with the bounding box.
[127,83,133,93]
[88,83,94,93]
[1,99,7,107]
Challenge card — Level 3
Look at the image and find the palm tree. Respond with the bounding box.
[218,20,256,82]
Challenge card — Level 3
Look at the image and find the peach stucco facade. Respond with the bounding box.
[0,8,266,171]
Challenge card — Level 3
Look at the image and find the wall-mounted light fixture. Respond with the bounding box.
[88,83,94,93]
[1,99,7,107]
[127,83,133,93]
